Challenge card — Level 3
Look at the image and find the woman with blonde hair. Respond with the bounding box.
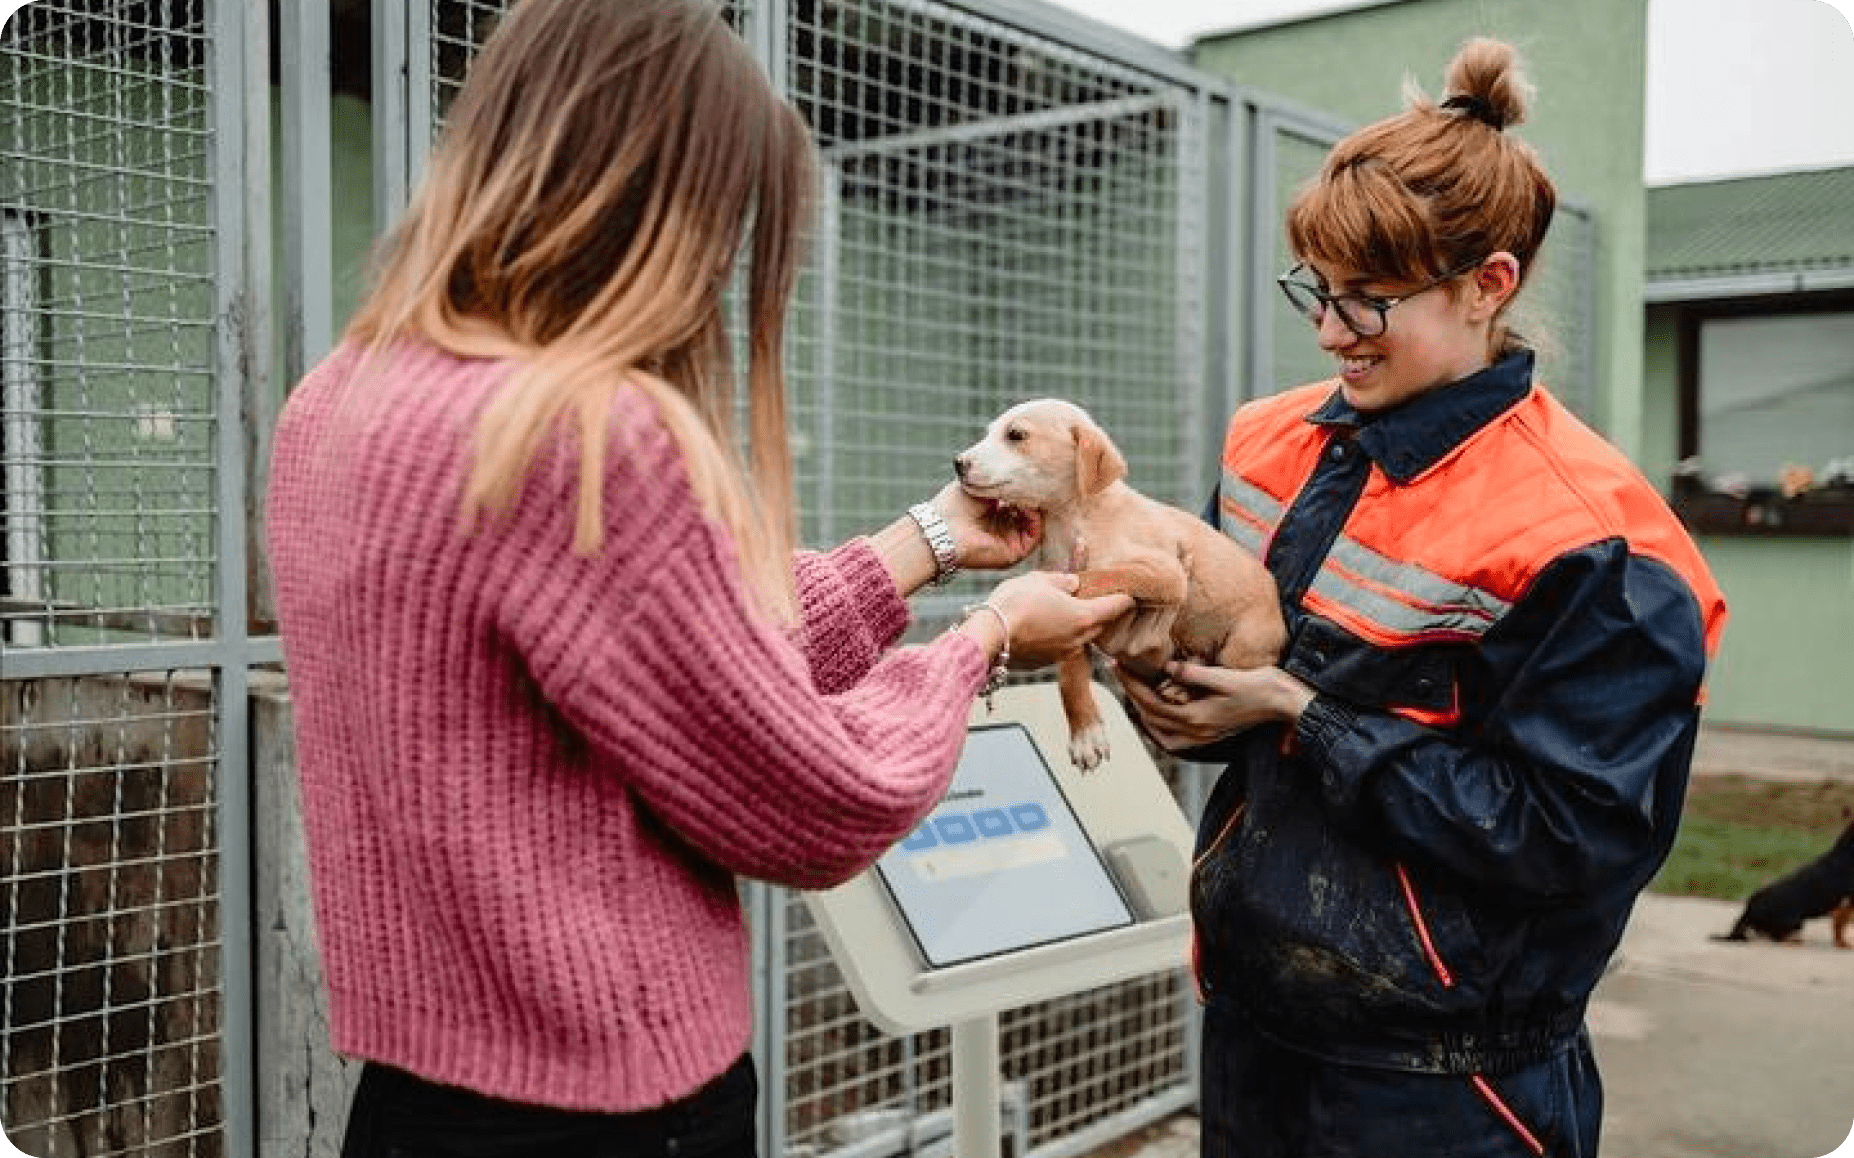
[1116,38,1726,1156]
[265,1,1130,1153]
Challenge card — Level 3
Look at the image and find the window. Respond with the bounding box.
[1675,292,1854,535]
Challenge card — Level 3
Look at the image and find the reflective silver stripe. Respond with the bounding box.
[1216,472,1275,559]
[1308,566,1504,639]
[1220,467,1511,638]
[1326,537,1512,624]
[1221,470,1285,525]
[1219,511,1269,556]
[1218,471,1282,555]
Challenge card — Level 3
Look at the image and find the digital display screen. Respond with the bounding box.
[874,724,1133,968]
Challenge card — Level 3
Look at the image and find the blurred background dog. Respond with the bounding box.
[1713,809,1854,947]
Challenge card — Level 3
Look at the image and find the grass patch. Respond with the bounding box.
[1652,775,1854,902]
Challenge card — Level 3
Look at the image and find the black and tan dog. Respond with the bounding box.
[1714,813,1854,948]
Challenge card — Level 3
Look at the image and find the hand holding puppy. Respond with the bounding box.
[932,481,1043,571]
[969,572,1135,669]
[1115,658,1313,753]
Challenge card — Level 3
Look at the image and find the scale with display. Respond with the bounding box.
[805,681,1196,1158]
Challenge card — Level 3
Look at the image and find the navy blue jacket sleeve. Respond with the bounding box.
[1293,540,1711,903]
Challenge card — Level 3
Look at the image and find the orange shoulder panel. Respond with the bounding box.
[1222,380,1335,504]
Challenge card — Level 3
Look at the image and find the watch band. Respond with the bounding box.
[907,501,960,586]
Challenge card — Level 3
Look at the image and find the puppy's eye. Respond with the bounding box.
[1005,426,1027,443]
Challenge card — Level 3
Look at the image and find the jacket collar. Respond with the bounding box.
[1306,349,1535,483]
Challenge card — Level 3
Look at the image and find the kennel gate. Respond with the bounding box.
[2,1,271,1155]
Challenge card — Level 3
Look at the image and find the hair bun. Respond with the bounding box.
[1441,93,1505,130]
[1441,37,1531,131]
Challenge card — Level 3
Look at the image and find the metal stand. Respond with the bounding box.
[952,1013,1002,1158]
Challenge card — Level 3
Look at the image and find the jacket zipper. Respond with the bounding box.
[1189,803,1248,1003]
[1393,861,1455,989]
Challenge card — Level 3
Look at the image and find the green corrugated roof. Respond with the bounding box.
[1645,165,1854,283]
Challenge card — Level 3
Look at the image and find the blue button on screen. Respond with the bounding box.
[972,809,1014,838]
[933,815,978,844]
[1009,803,1049,831]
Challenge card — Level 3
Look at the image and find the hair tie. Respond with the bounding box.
[1442,93,1502,129]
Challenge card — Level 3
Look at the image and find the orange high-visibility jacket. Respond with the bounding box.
[1191,350,1727,1076]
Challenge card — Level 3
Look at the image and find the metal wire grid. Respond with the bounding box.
[2,674,223,1158]
[1261,125,1341,400]
[429,0,754,126]
[1,1,220,649]
[787,0,1196,567]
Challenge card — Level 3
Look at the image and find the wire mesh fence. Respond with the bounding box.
[2,673,223,1158]
[1,0,219,651]
[2,2,239,1155]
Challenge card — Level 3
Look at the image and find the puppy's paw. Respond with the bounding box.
[1156,677,1191,706]
[1069,724,1111,772]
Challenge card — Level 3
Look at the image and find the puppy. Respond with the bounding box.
[1713,813,1854,948]
[955,399,1285,770]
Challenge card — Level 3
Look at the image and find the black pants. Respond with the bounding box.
[340,1054,758,1158]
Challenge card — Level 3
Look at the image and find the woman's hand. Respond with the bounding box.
[1115,660,1315,752]
[971,572,1134,668]
[934,482,1042,571]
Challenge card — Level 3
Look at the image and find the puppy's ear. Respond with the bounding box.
[1074,419,1127,497]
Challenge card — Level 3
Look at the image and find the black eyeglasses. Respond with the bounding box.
[1276,259,1483,338]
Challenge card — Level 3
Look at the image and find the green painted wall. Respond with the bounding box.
[1192,0,1650,459]
[1641,304,1681,483]
[1692,535,1854,733]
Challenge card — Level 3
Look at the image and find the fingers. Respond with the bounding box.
[1028,570,1080,593]
[1160,659,1218,690]
[1083,593,1135,623]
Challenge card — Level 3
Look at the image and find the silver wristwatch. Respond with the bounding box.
[907,501,960,586]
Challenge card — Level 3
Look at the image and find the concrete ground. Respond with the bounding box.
[1096,725,1854,1158]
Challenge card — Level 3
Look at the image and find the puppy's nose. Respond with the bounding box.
[954,455,970,480]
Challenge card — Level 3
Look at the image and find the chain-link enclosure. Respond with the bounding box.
[2,675,221,1158]
[2,1,256,1154]
[1,0,218,649]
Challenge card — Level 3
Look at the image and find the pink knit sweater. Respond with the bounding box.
[267,341,988,1110]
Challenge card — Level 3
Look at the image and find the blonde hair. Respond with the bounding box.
[1286,37,1557,349]
[345,0,812,623]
